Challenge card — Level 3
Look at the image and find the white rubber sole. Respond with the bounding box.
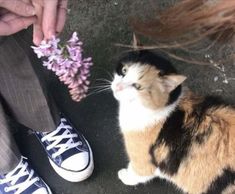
[48,141,94,182]
[45,183,53,194]
[40,179,53,194]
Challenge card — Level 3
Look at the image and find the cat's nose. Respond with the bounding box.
[115,83,124,91]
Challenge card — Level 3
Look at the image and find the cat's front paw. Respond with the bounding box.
[118,168,139,186]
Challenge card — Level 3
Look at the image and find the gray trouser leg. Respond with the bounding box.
[0,31,60,174]
[0,103,21,174]
[0,33,60,132]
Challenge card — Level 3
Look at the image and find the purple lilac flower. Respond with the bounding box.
[31,32,92,102]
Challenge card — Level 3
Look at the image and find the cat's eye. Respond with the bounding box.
[121,65,128,75]
[132,83,142,90]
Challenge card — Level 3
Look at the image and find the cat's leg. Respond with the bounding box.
[118,163,155,186]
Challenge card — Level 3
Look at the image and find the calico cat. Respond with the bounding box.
[111,50,235,194]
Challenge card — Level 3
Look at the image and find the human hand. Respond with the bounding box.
[0,0,36,36]
[32,0,68,45]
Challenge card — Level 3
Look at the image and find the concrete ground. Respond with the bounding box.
[15,0,235,194]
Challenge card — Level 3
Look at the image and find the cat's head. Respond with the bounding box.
[111,50,186,109]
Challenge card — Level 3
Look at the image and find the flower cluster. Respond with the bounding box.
[32,32,92,102]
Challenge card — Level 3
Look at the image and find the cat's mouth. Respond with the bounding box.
[111,83,138,103]
[114,83,125,92]
[112,82,132,94]
[111,82,128,99]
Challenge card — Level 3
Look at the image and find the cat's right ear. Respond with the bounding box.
[163,75,187,92]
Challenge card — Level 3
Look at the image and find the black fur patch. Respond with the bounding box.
[116,50,177,76]
[204,168,235,194]
[194,124,213,144]
[190,95,227,144]
[150,108,193,175]
[191,96,228,125]
[150,95,229,176]
[167,85,182,105]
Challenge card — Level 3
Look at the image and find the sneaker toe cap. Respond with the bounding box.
[61,152,89,171]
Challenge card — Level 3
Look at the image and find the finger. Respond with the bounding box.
[0,12,19,22]
[0,16,36,36]
[33,23,44,45]
[32,1,43,45]
[0,8,9,15]
[58,0,68,9]
[21,0,32,7]
[1,0,35,16]
[42,0,58,39]
[56,0,68,33]
[22,0,31,3]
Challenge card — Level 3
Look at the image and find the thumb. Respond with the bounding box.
[1,0,35,16]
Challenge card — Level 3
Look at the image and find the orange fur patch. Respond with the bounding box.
[121,90,235,193]
[123,123,163,176]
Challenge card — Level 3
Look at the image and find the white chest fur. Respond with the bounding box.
[118,101,178,132]
[154,168,170,180]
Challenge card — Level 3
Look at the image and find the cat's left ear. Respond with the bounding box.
[163,75,187,92]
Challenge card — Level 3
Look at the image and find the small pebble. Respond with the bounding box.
[223,79,229,84]
[214,76,218,82]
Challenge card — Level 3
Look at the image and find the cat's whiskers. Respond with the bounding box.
[86,87,111,97]
[89,83,111,88]
[107,72,114,80]
[87,79,112,97]
[102,70,114,81]
[96,78,112,84]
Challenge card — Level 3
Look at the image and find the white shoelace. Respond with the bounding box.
[41,120,82,159]
[0,157,38,194]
